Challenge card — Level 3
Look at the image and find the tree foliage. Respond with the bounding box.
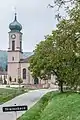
[48,0,79,21]
[29,1,80,92]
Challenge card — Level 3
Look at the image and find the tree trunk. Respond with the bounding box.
[53,70,64,93]
[59,81,63,93]
[60,82,63,93]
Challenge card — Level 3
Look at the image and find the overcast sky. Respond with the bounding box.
[0,0,57,52]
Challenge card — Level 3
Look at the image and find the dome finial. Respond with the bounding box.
[15,12,17,21]
[9,7,22,31]
[14,7,17,21]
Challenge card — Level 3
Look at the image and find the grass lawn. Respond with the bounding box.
[18,91,80,120]
[0,88,27,104]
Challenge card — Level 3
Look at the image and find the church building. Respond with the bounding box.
[7,13,56,88]
[8,13,34,84]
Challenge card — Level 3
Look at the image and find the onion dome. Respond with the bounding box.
[9,13,22,31]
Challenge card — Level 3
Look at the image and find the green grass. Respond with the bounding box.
[0,88,27,104]
[18,92,80,120]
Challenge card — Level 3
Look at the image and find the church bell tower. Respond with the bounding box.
[8,13,23,83]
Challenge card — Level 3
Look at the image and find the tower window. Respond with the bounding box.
[20,41,22,52]
[20,35,22,40]
[12,41,15,51]
[12,57,14,61]
[23,68,26,79]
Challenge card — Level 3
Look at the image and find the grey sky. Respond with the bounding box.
[0,0,57,52]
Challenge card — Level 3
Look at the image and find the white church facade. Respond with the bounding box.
[7,13,34,84]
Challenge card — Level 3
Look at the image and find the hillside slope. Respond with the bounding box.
[18,92,80,120]
[0,50,33,70]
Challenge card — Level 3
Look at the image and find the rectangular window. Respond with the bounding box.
[12,41,15,51]
[20,41,22,52]
[12,57,14,61]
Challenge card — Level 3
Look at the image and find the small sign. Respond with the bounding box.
[2,105,28,112]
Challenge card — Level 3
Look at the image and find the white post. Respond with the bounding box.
[14,104,17,120]
[15,111,17,120]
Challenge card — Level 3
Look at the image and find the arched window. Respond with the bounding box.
[23,68,26,79]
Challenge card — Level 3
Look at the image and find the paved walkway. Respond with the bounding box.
[0,89,57,120]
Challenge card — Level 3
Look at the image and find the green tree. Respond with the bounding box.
[29,1,80,92]
[48,0,79,21]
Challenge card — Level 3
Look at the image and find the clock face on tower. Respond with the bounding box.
[11,34,16,39]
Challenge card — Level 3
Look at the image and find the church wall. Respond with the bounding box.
[20,63,34,84]
[8,52,22,63]
[8,32,23,62]
[9,32,22,51]
[8,63,20,83]
[20,52,23,59]
[16,33,21,50]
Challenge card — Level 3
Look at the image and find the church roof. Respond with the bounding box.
[20,56,32,63]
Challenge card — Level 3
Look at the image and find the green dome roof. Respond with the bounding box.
[9,13,22,31]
